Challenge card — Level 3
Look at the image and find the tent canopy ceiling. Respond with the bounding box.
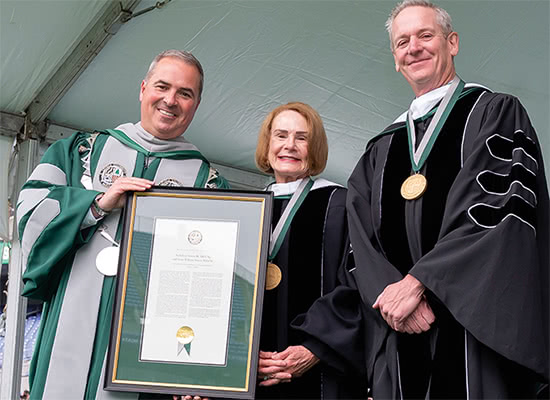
[1,0,549,184]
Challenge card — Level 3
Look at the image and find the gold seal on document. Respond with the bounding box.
[265,262,282,290]
[176,326,195,344]
[177,326,194,356]
[400,174,427,200]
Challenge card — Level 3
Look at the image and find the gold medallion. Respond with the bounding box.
[400,174,427,200]
[265,262,282,290]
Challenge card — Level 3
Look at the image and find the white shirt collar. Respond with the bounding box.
[267,177,341,197]
[393,81,490,123]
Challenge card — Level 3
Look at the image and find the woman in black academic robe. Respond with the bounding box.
[253,102,366,399]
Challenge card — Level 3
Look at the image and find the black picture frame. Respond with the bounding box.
[105,186,272,399]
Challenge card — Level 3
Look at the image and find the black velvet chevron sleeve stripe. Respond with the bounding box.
[476,164,537,204]
[468,129,538,232]
[485,130,538,164]
[468,195,536,231]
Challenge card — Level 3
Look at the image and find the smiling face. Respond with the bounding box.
[391,6,459,96]
[139,57,201,140]
[268,110,310,183]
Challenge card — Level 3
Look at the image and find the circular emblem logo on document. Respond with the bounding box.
[99,163,126,187]
[158,178,183,187]
[188,230,203,245]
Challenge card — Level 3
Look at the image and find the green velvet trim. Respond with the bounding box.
[90,133,109,179]
[194,161,210,187]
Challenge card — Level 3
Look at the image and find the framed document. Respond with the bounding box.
[105,187,273,399]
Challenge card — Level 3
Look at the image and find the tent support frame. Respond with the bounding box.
[25,0,143,125]
[0,138,37,399]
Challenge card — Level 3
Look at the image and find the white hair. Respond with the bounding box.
[385,0,453,50]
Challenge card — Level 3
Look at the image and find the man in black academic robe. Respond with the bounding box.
[293,1,549,398]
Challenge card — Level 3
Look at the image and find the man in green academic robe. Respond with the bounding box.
[17,50,228,399]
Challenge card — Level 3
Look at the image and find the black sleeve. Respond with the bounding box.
[322,187,348,293]
[409,93,549,380]
[292,246,368,376]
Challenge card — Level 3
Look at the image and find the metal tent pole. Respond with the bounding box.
[0,138,37,399]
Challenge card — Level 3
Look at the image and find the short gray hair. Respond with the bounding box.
[145,50,204,100]
[385,0,453,51]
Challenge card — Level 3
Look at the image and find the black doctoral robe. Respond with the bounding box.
[257,183,367,399]
[293,88,549,399]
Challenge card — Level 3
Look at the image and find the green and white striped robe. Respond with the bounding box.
[17,123,228,399]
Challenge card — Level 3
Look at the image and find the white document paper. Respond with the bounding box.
[140,218,239,365]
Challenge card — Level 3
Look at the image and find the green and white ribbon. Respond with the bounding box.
[406,76,465,173]
[268,178,314,260]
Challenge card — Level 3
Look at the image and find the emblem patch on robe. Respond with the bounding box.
[158,178,183,187]
[99,163,126,187]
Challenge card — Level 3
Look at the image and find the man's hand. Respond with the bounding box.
[96,177,153,212]
[373,274,425,330]
[395,298,435,334]
[258,350,292,386]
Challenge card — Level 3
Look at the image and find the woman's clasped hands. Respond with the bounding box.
[258,346,319,387]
